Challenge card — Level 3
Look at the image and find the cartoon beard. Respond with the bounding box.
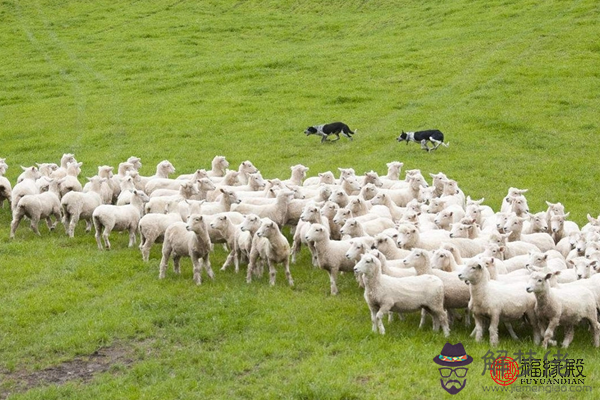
[440,378,467,395]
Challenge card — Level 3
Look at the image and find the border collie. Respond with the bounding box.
[304,122,356,143]
[397,129,449,151]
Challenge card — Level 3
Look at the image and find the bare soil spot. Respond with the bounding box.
[0,341,148,399]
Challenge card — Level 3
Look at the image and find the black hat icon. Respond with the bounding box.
[433,343,474,367]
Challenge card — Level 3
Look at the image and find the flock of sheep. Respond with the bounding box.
[2,154,600,348]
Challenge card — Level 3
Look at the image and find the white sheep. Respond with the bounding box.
[320,201,341,240]
[146,169,208,195]
[236,160,259,185]
[353,252,449,336]
[397,224,484,258]
[35,162,59,178]
[58,161,83,197]
[138,201,184,262]
[246,218,294,286]
[231,189,294,227]
[159,213,214,285]
[48,153,76,180]
[291,203,329,264]
[526,270,600,348]
[207,155,229,178]
[339,217,395,239]
[144,181,202,214]
[61,176,105,237]
[372,233,411,260]
[0,162,12,208]
[197,188,241,215]
[502,213,555,252]
[11,166,41,211]
[10,177,62,238]
[93,190,150,250]
[550,212,580,245]
[302,171,336,187]
[304,223,361,295]
[458,259,540,347]
[221,213,262,273]
[282,164,309,186]
[369,192,405,221]
[139,160,176,190]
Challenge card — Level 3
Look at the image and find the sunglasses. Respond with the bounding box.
[439,367,468,378]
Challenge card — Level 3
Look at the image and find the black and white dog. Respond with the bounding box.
[397,129,449,151]
[304,122,356,143]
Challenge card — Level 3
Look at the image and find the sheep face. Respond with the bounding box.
[525,251,548,268]
[317,171,335,184]
[570,258,597,280]
[240,214,261,232]
[345,241,366,260]
[256,220,278,238]
[186,214,206,234]
[300,205,319,222]
[431,249,451,270]
[402,249,428,269]
[458,260,486,284]
[526,271,553,293]
[353,253,379,276]
[305,224,327,242]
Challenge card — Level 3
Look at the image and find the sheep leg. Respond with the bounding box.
[85,220,92,233]
[368,303,379,333]
[505,322,519,340]
[44,216,54,231]
[68,214,80,238]
[192,256,203,285]
[10,215,23,239]
[267,259,277,286]
[247,247,259,283]
[30,215,41,236]
[434,308,451,337]
[543,318,560,349]
[140,237,154,262]
[172,256,181,274]
[561,325,575,349]
[283,257,294,286]
[128,228,137,247]
[102,227,112,250]
[489,313,500,347]
[308,242,319,267]
[158,246,172,279]
[290,236,301,264]
[418,308,428,329]
[221,249,236,271]
[375,304,392,334]
[328,268,340,296]
[94,225,103,250]
[593,321,600,347]
[203,255,215,280]
[473,314,485,342]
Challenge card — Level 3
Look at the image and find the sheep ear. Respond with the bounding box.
[564,211,570,218]
[591,261,598,270]
[544,272,554,280]
[220,188,225,193]
[568,259,575,267]
[543,254,548,261]
[21,165,27,171]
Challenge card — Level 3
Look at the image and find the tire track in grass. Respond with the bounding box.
[29,0,128,152]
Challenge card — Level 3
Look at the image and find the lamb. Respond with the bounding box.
[246,218,294,286]
[144,181,203,214]
[291,203,329,264]
[319,201,341,240]
[433,205,466,231]
[116,174,138,205]
[353,252,449,336]
[10,177,62,238]
[207,155,229,178]
[236,160,259,185]
[0,162,12,208]
[92,190,150,250]
[304,223,362,295]
[221,213,262,273]
[302,171,336,187]
[198,188,241,215]
[458,259,540,346]
[339,217,395,239]
[11,166,41,211]
[346,197,392,220]
[61,176,105,237]
[138,201,184,261]
[231,189,294,227]
[138,160,176,190]
[48,153,76,180]
[525,251,575,283]
[526,271,600,348]
[396,224,484,258]
[402,248,470,322]
[35,162,59,178]
[82,165,116,204]
[487,231,540,259]
[550,212,580,245]
[282,164,309,186]
[361,171,383,188]
[523,211,549,234]
[379,174,428,207]
[502,213,555,252]
[372,233,411,260]
[438,179,465,209]
[57,161,83,197]
[159,213,214,285]
[369,192,405,221]
[146,169,208,195]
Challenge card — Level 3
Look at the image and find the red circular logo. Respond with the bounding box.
[490,357,519,386]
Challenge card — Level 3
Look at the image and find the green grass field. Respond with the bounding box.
[1,0,600,398]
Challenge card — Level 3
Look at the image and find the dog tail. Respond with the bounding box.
[351,128,357,135]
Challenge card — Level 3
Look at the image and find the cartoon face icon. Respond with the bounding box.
[434,343,473,395]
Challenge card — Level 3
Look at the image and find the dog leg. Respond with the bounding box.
[420,139,430,152]
[320,134,327,143]
[333,133,340,141]
[430,138,441,151]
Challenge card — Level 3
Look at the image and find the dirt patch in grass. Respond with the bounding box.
[0,341,149,399]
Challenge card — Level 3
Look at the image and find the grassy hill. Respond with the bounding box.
[1,1,599,398]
